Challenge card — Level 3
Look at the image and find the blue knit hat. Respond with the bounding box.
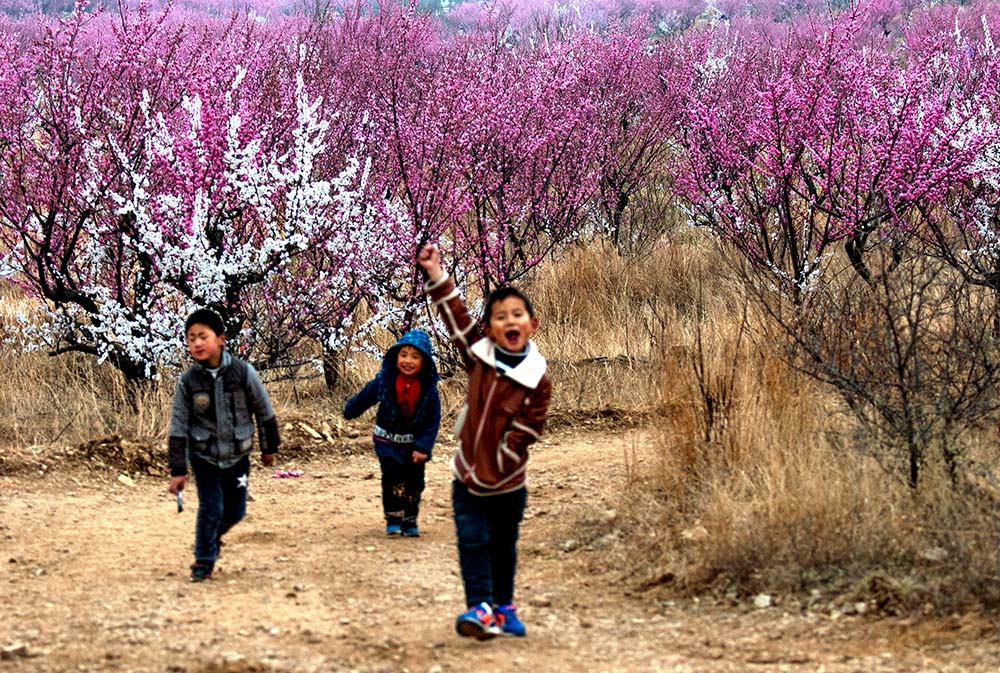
[383,329,438,381]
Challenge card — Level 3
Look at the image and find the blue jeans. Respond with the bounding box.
[190,453,250,565]
[452,480,527,607]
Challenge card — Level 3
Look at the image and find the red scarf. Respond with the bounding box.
[395,373,420,420]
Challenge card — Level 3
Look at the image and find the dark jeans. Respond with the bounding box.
[452,480,527,607]
[190,453,250,565]
[378,455,425,527]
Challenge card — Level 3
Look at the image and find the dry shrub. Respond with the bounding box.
[619,253,1000,611]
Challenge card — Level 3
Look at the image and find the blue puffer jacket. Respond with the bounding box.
[343,329,441,459]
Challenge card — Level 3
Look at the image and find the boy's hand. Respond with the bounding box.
[168,476,185,494]
[261,453,275,467]
[417,243,444,282]
[412,450,428,464]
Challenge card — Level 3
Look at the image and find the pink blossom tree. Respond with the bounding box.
[0,5,371,383]
[669,2,1000,487]
[449,34,599,293]
[905,8,1000,301]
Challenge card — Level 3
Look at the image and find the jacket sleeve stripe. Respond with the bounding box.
[510,420,540,440]
[497,435,519,470]
[432,287,461,306]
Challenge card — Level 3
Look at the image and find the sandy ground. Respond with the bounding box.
[2,426,999,673]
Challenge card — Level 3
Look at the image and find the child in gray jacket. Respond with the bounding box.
[166,309,280,582]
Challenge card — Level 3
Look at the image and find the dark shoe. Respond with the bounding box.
[385,524,402,536]
[190,562,213,582]
[401,526,420,537]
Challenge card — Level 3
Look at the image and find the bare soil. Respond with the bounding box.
[2,426,999,673]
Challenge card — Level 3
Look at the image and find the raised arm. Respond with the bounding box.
[419,244,481,370]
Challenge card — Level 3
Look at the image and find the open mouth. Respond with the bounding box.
[504,330,521,344]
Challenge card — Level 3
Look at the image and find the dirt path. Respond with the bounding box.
[2,427,999,673]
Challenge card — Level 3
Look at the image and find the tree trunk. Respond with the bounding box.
[322,347,340,391]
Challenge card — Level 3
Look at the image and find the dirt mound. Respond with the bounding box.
[77,435,162,475]
[546,405,651,432]
[279,412,372,458]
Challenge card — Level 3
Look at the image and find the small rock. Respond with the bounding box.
[339,617,351,625]
[117,474,136,487]
[1,644,29,660]
[753,594,772,609]
[220,652,244,664]
[529,595,553,608]
[680,525,709,542]
[920,546,948,562]
[562,539,580,552]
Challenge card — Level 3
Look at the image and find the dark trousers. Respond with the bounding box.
[190,453,250,565]
[452,480,527,607]
[378,454,425,527]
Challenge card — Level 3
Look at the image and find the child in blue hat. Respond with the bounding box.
[344,329,441,537]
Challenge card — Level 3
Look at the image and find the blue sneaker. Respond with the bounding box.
[455,602,500,640]
[401,526,420,537]
[385,524,402,536]
[494,604,526,637]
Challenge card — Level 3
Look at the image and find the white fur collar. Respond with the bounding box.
[469,339,547,389]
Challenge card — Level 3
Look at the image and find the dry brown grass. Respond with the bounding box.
[527,233,726,416]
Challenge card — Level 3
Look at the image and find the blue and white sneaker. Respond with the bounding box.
[401,525,420,537]
[385,523,402,536]
[494,604,526,637]
[455,602,501,640]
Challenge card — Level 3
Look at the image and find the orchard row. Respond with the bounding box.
[0,0,998,383]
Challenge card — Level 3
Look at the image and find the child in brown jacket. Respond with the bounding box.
[418,243,552,640]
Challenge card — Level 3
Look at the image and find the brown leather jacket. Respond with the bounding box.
[426,274,551,495]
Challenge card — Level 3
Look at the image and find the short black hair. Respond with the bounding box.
[185,308,226,336]
[483,286,535,323]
